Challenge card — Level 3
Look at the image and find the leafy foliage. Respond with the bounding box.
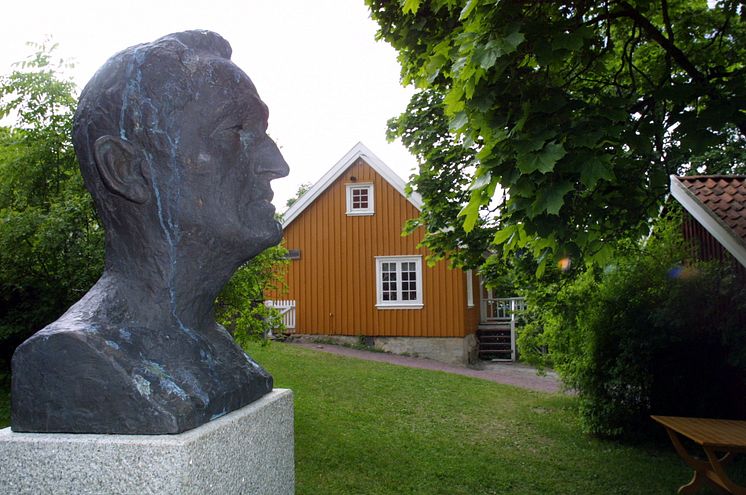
[391,90,494,269]
[368,0,746,269]
[285,182,312,209]
[0,42,103,371]
[518,214,746,438]
[215,244,289,347]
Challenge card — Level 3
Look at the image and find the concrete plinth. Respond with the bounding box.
[0,388,294,495]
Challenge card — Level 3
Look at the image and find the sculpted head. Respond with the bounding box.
[12,31,283,436]
[73,30,289,268]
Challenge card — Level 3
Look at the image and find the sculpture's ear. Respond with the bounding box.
[93,135,149,204]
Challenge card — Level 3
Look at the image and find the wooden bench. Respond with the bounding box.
[652,415,746,494]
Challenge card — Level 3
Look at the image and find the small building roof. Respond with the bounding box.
[670,175,746,267]
[281,142,423,228]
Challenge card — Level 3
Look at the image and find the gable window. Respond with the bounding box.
[375,256,423,309]
[346,183,374,215]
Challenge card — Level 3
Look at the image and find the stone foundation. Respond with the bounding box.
[0,389,294,495]
[292,334,478,365]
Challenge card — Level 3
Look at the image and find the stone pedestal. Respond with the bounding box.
[0,389,294,495]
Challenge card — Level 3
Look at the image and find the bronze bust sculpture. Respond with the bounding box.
[11,31,289,434]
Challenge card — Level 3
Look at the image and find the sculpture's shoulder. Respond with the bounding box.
[15,303,123,357]
[11,308,272,434]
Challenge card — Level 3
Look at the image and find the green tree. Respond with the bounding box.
[368,0,746,273]
[0,42,103,371]
[391,90,494,270]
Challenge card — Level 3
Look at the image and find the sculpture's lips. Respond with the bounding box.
[249,198,276,216]
[253,181,275,203]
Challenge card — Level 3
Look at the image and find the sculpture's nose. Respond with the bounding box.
[255,137,289,179]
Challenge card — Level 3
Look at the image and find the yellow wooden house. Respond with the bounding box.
[269,143,516,364]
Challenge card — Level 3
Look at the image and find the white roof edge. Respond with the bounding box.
[670,175,746,268]
[281,142,423,228]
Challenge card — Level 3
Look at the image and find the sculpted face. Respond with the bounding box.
[173,57,289,259]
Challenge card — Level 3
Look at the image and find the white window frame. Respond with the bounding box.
[375,255,423,309]
[466,269,474,307]
[346,183,374,216]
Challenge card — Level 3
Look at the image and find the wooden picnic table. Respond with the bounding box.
[652,415,746,494]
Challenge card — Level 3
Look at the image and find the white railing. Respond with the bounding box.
[264,299,296,331]
[481,295,526,361]
[481,296,526,322]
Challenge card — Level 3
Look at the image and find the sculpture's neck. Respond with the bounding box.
[102,246,238,334]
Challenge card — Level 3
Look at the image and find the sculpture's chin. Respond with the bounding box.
[238,204,284,262]
[250,219,283,255]
[268,219,283,245]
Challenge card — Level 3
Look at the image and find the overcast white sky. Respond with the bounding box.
[0,0,418,211]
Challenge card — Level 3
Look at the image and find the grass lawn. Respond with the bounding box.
[1,343,739,494]
[246,342,696,494]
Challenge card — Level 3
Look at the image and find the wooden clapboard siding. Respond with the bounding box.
[275,157,475,338]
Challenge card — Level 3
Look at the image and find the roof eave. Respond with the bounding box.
[670,175,746,268]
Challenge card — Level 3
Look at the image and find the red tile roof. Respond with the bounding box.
[676,176,746,243]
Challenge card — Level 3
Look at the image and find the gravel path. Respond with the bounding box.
[287,342,564,394]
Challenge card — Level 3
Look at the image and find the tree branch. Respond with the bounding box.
[615,1,708,87]
[660,0,674,43]
[582,9,631,27]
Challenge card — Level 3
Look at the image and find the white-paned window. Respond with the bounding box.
[375,256,423,309]
[346,183,374,215]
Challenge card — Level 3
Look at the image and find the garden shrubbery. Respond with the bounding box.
[215,245,289,347]
[0,46,104,372]
[519,214,746,438]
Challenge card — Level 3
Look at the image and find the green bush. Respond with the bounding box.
[215,244,289,347]
[0,44,104,371]
[519,214,746,438]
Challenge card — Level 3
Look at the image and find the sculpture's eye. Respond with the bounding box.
[214,118,244,133]
[213,125,245,147]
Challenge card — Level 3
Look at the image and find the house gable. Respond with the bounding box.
[282,142,422,228]
[670,175,746,268]
[274,143,479,342]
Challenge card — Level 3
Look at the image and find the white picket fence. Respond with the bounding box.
[264,299,296,331]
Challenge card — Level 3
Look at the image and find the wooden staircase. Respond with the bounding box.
[477,295,526,362]
[477,323,514,361]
